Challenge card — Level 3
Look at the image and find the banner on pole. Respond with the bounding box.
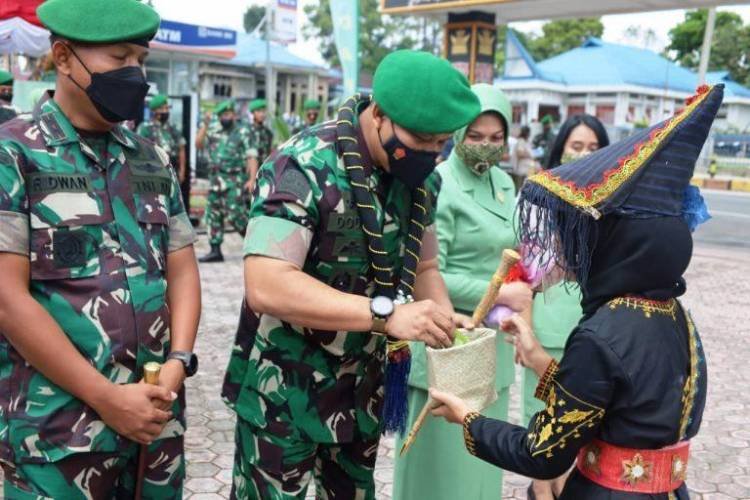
[273,0,297,44]
[331,0,359,97]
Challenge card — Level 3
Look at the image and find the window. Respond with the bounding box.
[567,105,585,117]
[596,104,615,125]
[512,104,524,124]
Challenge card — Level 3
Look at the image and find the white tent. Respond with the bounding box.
[0,17,49,57]
[0,0,49,57]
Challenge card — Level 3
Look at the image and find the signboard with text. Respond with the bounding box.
[273,0,298,44]
[151,20,237,58]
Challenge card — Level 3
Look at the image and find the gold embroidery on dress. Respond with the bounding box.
[581,443,602,476]
[678,308,700,440]
[529,381,605,458]
[559,409,594,424]
[526,88,711,210]
[607,297,677,320]
[621,453,652,486]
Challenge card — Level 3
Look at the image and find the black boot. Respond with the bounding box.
[199,244,224,263]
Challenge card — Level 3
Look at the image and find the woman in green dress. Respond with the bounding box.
[524,114,609,500]
[393,83,532,500]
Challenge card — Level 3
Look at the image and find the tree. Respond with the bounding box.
[524,18,604,61]
[494,18,602,73]
[303,0,440,74]
[666,9,750,85]
[621,25,658,50]
[244,5,266,34]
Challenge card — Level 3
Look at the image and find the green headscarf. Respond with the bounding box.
[450,83,512,175]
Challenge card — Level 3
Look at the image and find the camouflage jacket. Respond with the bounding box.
[0,104,17,125]
[206,119,252,174]
[136,119,186,162]
[222,109,441,443]
[248,122,273,163]
[0,94,196,464]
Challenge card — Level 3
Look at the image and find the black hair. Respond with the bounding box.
[544,114,610,170]
[519,125,530,139]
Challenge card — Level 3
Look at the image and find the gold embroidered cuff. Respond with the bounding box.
[534,359,559,401]
[463,411,481,456]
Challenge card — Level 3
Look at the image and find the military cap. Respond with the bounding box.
[37,0,160,46]
[248,99,267,112]
[148,94,168,110]
[214,99,236,115]
[303,99,321,111]
[540,114,554,125]
[373,50,480,134]
[0,70,13,86]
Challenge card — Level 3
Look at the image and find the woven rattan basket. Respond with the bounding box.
[425,327,497,412]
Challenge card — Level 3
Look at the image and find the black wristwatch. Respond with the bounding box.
[370,296,395,334]
[167,351,198,377]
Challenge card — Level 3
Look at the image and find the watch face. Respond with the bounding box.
[186,353,198,376]
[371,296,394,317]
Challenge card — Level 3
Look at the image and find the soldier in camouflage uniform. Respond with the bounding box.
[292,98,321,135]
[0,0,201,498]
[222,50,481,499]
[247,98,274,184]
[196,99,253,263]
[137,93,187,192]
[0,70,17,125]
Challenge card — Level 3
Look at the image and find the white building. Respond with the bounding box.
[497,32,750,139]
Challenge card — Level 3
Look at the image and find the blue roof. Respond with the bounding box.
[229,33,325,71]
[500,37,750,98]
[706,71,750,98]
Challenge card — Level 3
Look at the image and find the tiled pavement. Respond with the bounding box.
[1,234,746,499]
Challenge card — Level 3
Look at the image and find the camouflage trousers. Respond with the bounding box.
[2,436,184,499]
[231,417,378,500]
[206,169,249,246]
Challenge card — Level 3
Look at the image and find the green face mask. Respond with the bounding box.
[455,142,505,175]
[560,150,593,165]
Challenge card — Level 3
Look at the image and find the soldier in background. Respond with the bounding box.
[137,94,188,207]
[0,70,17,125]
[293,98,321,134]
[247,98,273,194]
[0,0,201,497]
[196,99,253,263]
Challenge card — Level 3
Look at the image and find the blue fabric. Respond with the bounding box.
[682,185,711,232]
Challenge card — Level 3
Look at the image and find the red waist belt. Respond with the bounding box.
[576,438,690,494]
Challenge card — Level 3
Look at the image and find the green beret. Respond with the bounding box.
[248,99,267,112]
[373,50,480,134]
[37,0,160,45]
[148,94,168,110]
[540,115,554,125]
[303,99,321,111]
[0,70,12,86]
[214,99,235,115]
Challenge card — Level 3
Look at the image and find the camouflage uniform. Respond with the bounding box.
[136,118,186,168]
[221,103,440,498]
[248,122,273,164]
[204,120,252,245]
[0,104,17,125]
[0,94,195,499]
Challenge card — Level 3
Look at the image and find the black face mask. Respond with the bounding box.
[379,126,439,189]
[156,112,169,124]
[220,118,234,130]
[68,46,149,123]
[0,92,12,103]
